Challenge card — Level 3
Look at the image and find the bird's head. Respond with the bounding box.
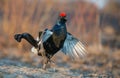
[59,12,67,23]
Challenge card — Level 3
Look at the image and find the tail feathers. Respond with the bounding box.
[14,33,38,48]
[14,34,23,42]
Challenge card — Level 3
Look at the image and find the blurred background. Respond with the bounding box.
[0,0,120,77]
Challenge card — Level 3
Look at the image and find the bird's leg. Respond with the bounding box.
[42,54,55,70]
[42,57,49,70]
[38,38,46,57]
[37,39,49,70]
[47,55,55,64]
[37,30,46,57]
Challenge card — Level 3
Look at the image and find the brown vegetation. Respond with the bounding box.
[0,0,98,50]
[0,0,120,78]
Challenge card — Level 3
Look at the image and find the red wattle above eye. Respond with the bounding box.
[59,12,66,17]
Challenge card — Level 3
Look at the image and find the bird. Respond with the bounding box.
[14,12,87,69]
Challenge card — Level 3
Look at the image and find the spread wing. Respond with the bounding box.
[37,29,53,42]
[41,29,53,42]
[61,33,87,59]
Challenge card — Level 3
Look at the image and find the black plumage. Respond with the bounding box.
[14,12,86,69]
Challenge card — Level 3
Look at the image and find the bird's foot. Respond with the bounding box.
[48,59,55,64]
[47,67,57,73]
[39,68,47,73]
[42,63,47,70]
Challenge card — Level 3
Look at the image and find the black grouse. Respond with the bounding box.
[14,12,86,69]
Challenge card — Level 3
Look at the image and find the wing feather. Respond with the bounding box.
[78,42,87,55]
[68,40,74,58]
[74,43,82,57]
[70,40,79,58]
[75,42,85,57]
[42,29,53,42]
[61,33,87,59]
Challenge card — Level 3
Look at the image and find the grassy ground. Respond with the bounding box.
[0,45,119,78]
